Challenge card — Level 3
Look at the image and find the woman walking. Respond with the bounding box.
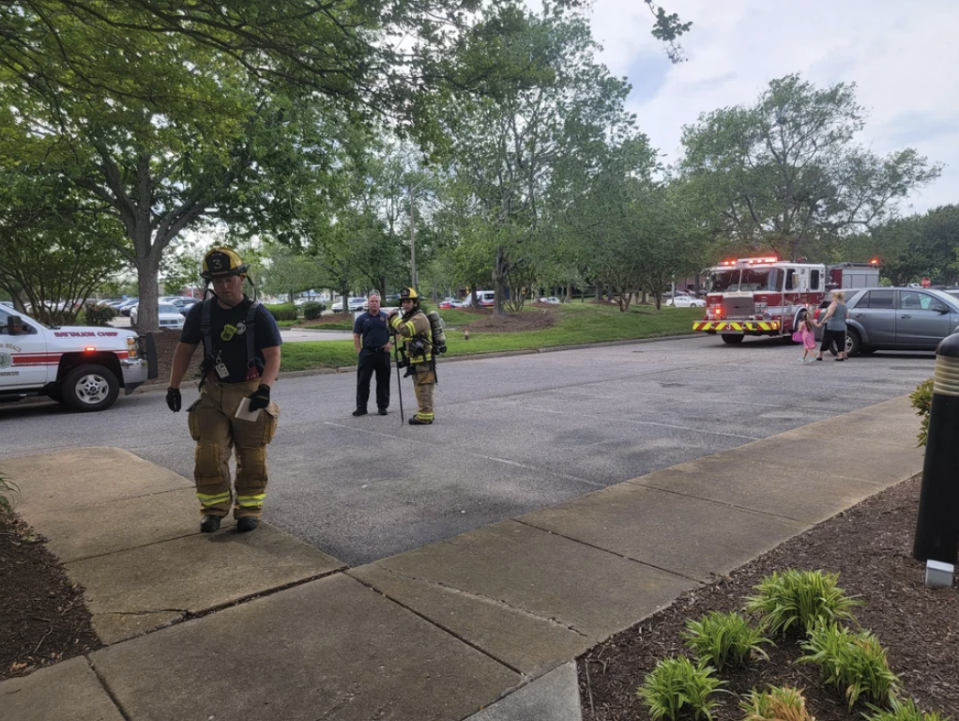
[815,291,850,361]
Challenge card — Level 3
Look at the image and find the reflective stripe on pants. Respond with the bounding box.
[187,378,279,518]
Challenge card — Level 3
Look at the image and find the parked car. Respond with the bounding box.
[538,296,562,305]
[168,297,200,316]
[439,297,466,309]
[666,295,706,308]
[332,297,367,313]
[116,298,139,316]
[815,287,959,356]
[130,303,186,330]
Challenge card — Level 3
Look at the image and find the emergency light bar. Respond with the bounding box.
[718,256,780,267]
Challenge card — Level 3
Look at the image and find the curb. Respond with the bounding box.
[132,333,706,394]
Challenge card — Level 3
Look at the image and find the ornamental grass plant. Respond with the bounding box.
[681,611,771,671]
[637,655,724,721]
[744,569,863,636]
[799,622,900,710]
[909,378,934,447]
[740,685,815,721]
[0,471,18,514]
[864,696,951,721]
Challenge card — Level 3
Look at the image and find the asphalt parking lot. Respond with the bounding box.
[0,335,935,565]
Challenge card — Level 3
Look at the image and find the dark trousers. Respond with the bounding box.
[821,329,846,354]
[356,351,391,411]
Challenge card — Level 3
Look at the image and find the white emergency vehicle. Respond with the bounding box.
[0,305,156,411]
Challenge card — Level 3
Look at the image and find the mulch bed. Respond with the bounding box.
[0,514,101,680]
[465,309,556,333]
[140,328,182,387]
[579,473,959,720]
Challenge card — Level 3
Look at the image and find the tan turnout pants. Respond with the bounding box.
[412,363,435,423]
[187,378,280,519]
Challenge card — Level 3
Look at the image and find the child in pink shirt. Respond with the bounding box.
[797,310,817,363]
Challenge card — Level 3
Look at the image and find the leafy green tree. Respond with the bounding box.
[863,205,959,286]
[258,245,327,304]
[0,163,125,322]
[680,75,941,262]
[436,7,637,315]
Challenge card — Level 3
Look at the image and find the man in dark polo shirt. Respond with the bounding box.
[352,292,392,416]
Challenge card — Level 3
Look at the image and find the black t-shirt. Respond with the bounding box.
[352,311,390,357]
[181,298,282,383]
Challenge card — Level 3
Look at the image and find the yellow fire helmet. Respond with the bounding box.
[399,287,420,301]
[201,247,247,280]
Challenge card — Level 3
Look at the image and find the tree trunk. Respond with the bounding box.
[134,247,162,333]
[493,245,507,316]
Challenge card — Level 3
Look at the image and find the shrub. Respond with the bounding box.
[910,378,934,447]
[799,621,900,709]
[744,569,862,636]
[682,611,771,670]
[302,301,325,320]
[637,656,723,721]
[80,303,118,327]
[865,696,950,721]
[0,471,19,514]
[264,303,297,321]
[741,685,814,721]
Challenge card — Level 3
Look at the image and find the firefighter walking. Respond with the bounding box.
[166,247,282,533]
[388,287,435,425]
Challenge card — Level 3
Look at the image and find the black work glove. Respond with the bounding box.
[166,387,182,412]
[247,383,271,411]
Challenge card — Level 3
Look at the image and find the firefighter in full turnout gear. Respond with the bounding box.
[388,287,435,425]
[166,247,282,533]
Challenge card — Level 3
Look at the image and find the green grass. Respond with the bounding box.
[280,304,701,372]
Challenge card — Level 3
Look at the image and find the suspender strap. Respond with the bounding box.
[245,300,259,367]
[200,298,214,362]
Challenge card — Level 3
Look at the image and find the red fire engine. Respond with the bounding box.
[692,256,880,344]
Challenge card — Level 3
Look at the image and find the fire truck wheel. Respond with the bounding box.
[62,364,120,412]
[720,334,744,345]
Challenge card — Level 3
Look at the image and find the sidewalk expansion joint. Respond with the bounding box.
[63,530,204,564]
[514,519,707,585]
[86,656,133,721]
[349,566,589,667]
[620,482,821,526]
[183,567,347,621]
[101,608,188,617]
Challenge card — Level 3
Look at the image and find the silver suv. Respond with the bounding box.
[818,287,959,356]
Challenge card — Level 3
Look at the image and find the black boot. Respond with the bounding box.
[236,516,259,533]
[352,409,368,417]
[200,515,221,533]
[408,417,432,425]
[377,408,388,415]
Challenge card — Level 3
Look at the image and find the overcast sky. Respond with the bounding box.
[586,0,957,214]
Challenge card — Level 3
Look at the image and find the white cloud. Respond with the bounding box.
[588,0,958,213]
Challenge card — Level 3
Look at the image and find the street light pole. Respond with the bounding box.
[409,184,418,289]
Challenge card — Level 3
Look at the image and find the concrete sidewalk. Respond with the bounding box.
[0,396,924,721]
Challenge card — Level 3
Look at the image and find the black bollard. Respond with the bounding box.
[913,332,959,563]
